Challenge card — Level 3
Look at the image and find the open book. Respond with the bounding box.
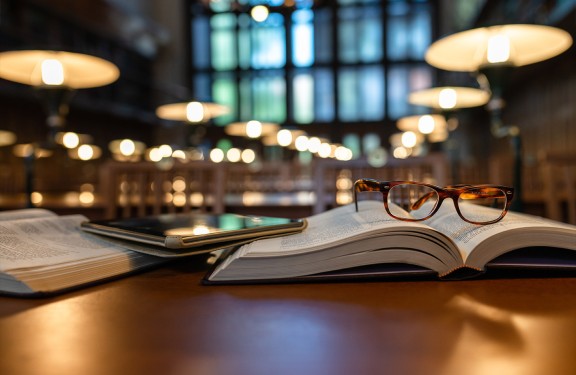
[0,209,172,296]
[204,200,576,283]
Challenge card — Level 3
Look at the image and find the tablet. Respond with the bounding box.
[81,212,307,250]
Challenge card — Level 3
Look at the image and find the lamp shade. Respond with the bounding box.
[409,87,490,109]
[397,114,446,133]
[0,130,16,146]
[0,50,119,88]
[156,101,229,123]
[225,121,279,138]
[425,24,573,72]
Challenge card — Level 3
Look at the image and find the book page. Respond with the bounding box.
[424,201,573,263]
[0,208,57,222]
[237,200,441,257]
[0,214,137,271]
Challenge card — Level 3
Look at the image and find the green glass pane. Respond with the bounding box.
[216,138,233,151]
[210,14,237,71]
[359,66,385,120]
[238,15,252,69]
[338,8,358,63]
[292,9,314,67]
[338,68,358,121]
[314,8,333,63]
[252,75,286,122]
[358,8,383,62]
[293,73,314,124]
[251,22,286,69]
[314,69,334,122]
[213,77,237,125]
[342,133,361,159]
[211,30,237,71]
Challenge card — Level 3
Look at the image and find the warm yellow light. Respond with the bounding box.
[119,139,136,156]
[172,149,187,160]
[192,225,211,236]
[418,115,436,134]
[158,144,173,158]
[77,144,94,160]
[425,24,572,72]
[397,114,446,135]
[246,120,263,138]
[401,131,418,148]
[438,88,457,109]
[277,129,293,146]
[61,132,79,149]
[41,59,64,85]
[148,147,163,162]
[0,130,16,146]
[172,178,186,192]
[334,146,353,161]
[225,121,279,138]
[307,137,321,153]
[318,142,332,158]
[31,192,43,205]
[227,147,241,162]
[251,5,269,22]
[487,34,511,63]
[241,149,256,163]
[409,87,490,110]
[13,144,52,158]
[156,102,229,122]
[186,101,205,122]
[210,148,225,163]
[79,191,95,206]
[393,146,411,159]
[0,50,119,88]
[295,135,309,152]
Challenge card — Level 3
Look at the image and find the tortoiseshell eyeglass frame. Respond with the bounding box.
[353,179,515,225]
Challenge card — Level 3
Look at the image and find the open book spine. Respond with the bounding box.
[438,265,485,280]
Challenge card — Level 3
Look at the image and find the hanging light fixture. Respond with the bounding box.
[225,121,280,139]
[155,101,229,123]
[425,23,573,211]
[0,49,119,207]
[409,86,490,111]
[0,50,119,135]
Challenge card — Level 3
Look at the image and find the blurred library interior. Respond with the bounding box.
[0,0,574,223]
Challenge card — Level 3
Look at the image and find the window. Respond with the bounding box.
[188,0,434,140]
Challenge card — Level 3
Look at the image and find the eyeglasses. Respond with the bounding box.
[354,179,514,225]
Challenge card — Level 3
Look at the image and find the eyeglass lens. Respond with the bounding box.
[387,184,508,223]
[387,184,439,220]
[457,187,507,223]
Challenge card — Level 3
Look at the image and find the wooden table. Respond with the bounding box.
[2,258,576,375]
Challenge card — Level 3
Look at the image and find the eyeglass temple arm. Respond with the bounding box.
[410,191,435,210]
[354,183,359,212]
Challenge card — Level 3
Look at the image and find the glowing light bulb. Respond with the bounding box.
[62,132,80,148]
[251,5,269,22]
[438,88,457,109]
[277,129,293,147]
[487,34,511,64]
[401,131,417,148]
[246,120,263,138]
[41,59,64,85]
[417,115,435,134]
[186,102,205,122]
[78,144,94,160]
[119,139,136,156]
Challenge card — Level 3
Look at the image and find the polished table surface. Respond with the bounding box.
[2,258,576,375]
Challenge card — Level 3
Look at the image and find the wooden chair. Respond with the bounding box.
[99,161,226,219]
[539,152,576,224]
